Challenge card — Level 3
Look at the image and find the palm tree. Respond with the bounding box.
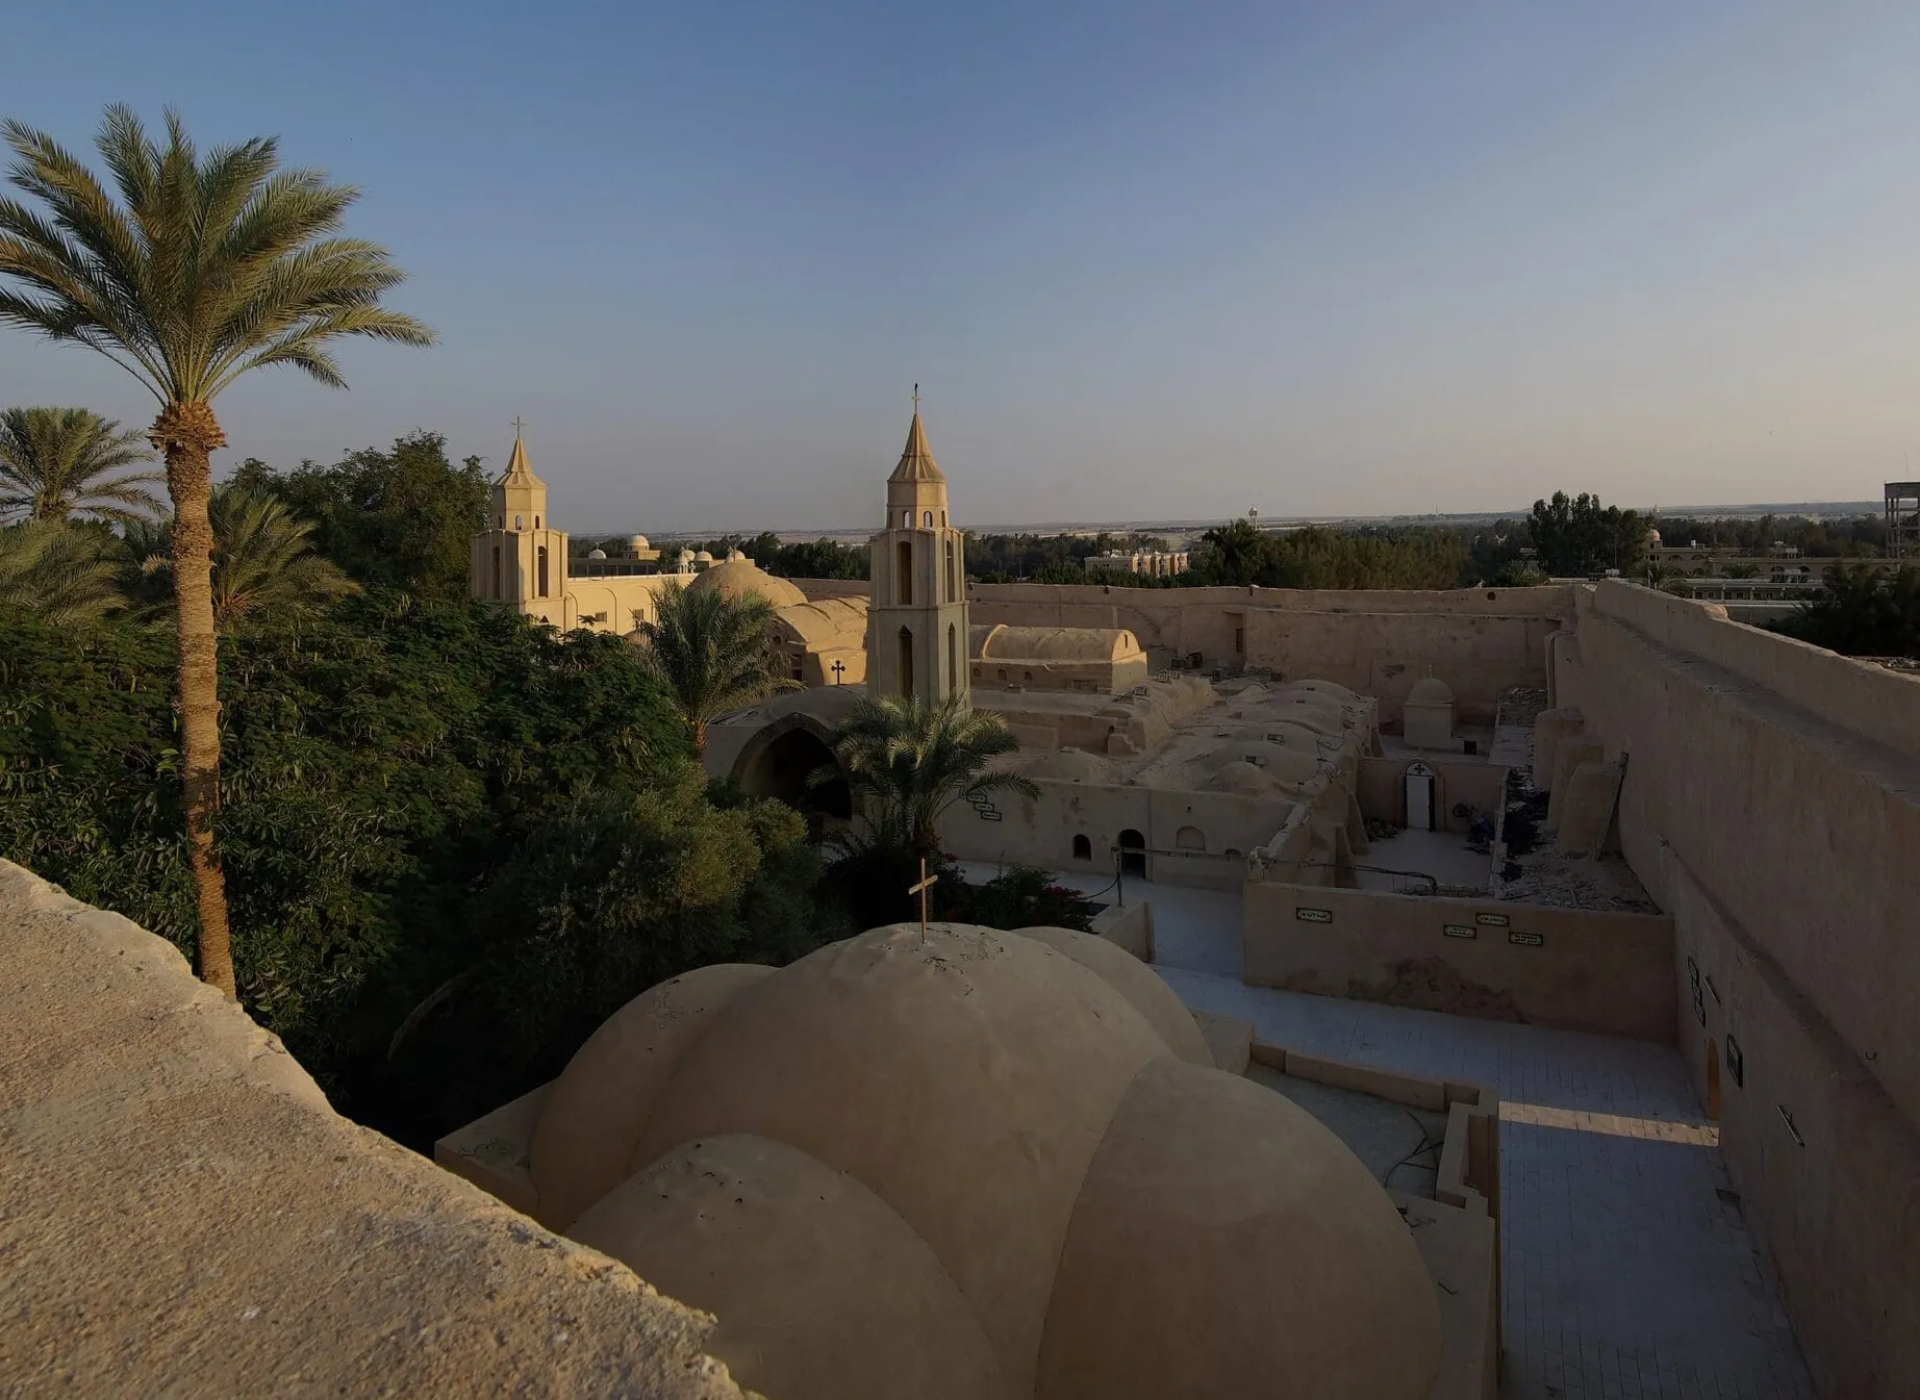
[824,693,1038,858]
[0,106,433,995]
[0,519,127,625]
[0,405,159,523]
[634,580,798,758]
[130,485,359,631]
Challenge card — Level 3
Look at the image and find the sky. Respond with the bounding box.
[4,1,1920,531]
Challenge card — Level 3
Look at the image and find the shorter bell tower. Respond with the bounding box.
[867,388,970,708]
[470,429,569,624]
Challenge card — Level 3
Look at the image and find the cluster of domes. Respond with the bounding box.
[524,924,1442,1400]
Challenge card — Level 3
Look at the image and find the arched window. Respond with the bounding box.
[947,624,958,696]
[901,509,911,528]
[534,515,540,529]
[1117,829,1147,878]
[537,546,549,598]
[944,539,956,601]
[941,510,947,527]
[1072,834,1092,860]
[897,541,913,604]
[515,514,524,531]
[897,626,915,699]
[923,509,934,528]
[491,546,501,598]
[1176,825,1206,851]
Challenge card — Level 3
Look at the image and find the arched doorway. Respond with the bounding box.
[1705,1037,1722,1122]
[1118,828,1147,878]
[1072,834,1092,861]
[1405,760,1436,831]
[733,719,852,841]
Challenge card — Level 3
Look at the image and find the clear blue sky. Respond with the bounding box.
[4,1,1919,531]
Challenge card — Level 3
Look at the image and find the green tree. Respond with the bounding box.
[249,432,488,599]
[0,406,159,524]
[634,579,797,757]
[0,105,433,994]
[208,485,358,630]
[1195,518,1268,585]
[0,520,127,624]
[824,692,1037,859]
[1769,564,1920,659]
[1527,492,1646,577]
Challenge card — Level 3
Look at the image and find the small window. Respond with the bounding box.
[997,669,1007,681]
[515,514,524,531]
[1024,670,1033,681]
[1072,834,1092,860]
[1175,825,1206,851]
[535,516,540,529]
[902,509,911,528]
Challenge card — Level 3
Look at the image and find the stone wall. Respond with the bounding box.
[1560,582,1920,1398]
[1242,880,1677,1041]
[0,860,748,1400]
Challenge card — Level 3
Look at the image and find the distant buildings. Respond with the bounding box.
[1083,549,1190,579]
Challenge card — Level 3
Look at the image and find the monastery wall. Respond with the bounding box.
[939,779,1342,892]
[1559,582,1920,1399]
[1241,881,1676,1042]
[0,860,745,1400]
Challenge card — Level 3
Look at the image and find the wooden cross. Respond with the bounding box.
[908,857,938,938]
[831,659,846,685]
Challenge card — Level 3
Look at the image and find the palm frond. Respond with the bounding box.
[0,406,160,524]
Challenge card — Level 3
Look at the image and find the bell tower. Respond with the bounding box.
[470,427,569,624]
[868,388,970,708]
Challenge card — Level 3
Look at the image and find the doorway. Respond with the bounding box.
[1405,761,1436,831]
[1117,829,1147,878]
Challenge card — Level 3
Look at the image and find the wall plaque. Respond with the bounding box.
[1443,924,1476,939]
[1508,931,1544,948]
[1295,907,1333,923]
[1475,912,1510,927]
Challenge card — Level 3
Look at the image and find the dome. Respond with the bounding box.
[528,924,1441,1400]
[586,547,607,560]
[693,549,715,562]
[1019,748,1115,783]
[726,547,748,562]
[628,534,651,550]
[687,558,808,609]
[1407,676,1455,706]
[1204,742,1322,790]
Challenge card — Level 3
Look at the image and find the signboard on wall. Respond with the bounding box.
[1443,924,1476,939]
[1508,931,1544,948]
[1295,907,1333,923]
[1475,912,1510,927]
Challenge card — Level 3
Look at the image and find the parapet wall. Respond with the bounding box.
[0,860,747,1400]
[1562,583,1920,1399]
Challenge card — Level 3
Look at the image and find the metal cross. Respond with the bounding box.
[512,415,526,440]
[831,659,846,685]
[908,857,938,938]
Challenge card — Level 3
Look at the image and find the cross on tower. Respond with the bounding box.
[912,383,920,415]
[512,415,526,440]
[908,857,938,938]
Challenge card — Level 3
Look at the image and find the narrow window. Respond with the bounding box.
[902,509,911,528]
[947,624,958,696]
[491,546,501,598]
[897,626,915,699]
[924,510,933,528]
[515,514,524,531]
[897,541,913,605]
[537,546,549,598]
[945,539,956,601]
[534,515,540,529]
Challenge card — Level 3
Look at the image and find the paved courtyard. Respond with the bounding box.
[970,861,1815,1398]
[1161,965,1815,1400]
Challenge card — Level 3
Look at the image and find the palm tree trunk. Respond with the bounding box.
[692,719,707,760]
[153,402,236,997]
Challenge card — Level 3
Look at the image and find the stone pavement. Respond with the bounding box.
[1159,967,1816,1400]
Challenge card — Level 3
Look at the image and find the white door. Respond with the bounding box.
[1405,762,1435,830]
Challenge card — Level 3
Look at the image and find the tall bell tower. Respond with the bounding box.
[867,388,970,708]
[470,427,569,624]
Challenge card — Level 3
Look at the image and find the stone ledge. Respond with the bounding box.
[0,859,751,1400]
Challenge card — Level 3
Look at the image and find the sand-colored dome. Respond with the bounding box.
[687,557,808,609]
[572,1134,1009,1400]
[586,546,607,559]
[1407,676,1455,706]
[1205,741,1323,790]
[528,962,772,1229]
[1010,926,1211,1067]
[1019,748,1115,783]
[628,534,650,550]
[529,924,1443,1400]
[1035,1057,1443,1399]
[1277,678,1360,704]
[631,926,1170,1396]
